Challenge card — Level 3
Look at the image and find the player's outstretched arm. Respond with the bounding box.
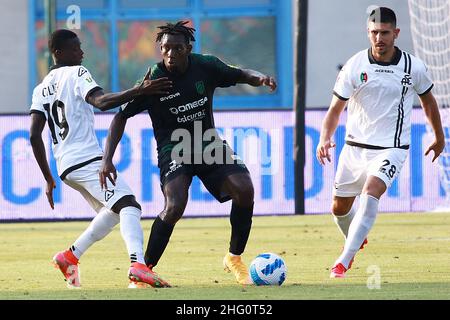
[419,91,445,162]
[99,112,128,190]
[29,113,56,209]
[316,95,347,165]
[86,72,172,112]
[238,69,277,92]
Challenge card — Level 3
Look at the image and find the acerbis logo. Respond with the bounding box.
[105,189,115,202]
[160,92,180,102]
[169,97,208,115]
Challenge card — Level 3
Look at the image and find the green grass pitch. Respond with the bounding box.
[0,212,449,300]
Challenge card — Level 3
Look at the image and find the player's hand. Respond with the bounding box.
[316,139,336,165]
[139,77,173,95]
[424,138,445,162]
[46,178,56,210]
[137,68,172,96]
[259,76,277,92]
[99,160,117,190]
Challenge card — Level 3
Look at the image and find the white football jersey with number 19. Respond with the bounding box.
[29,66,104,178]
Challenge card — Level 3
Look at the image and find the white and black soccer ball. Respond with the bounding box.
[249,253,287,286]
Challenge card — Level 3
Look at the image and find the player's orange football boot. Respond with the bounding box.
[330,263,347,278]
[128,262,171,288]
[52,250,81,288]
[223,253,252,285]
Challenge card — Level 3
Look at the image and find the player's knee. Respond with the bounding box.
[162,201,186,225]
[231,184,254,208]
[111,195,141,214]
[331,202,352,216]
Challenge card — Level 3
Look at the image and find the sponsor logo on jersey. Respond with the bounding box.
[78,67,88,77]
[165,160,182,177]
[176,109,207,123]
[160,92,181,102]
[360,72,368,83]
[401,74,412,86]
[195,81,205,95]
[105,189,115,202]
[169,97,208,115]
[375,69,394,73]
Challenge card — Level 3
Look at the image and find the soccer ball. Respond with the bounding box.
[249,253,287,286]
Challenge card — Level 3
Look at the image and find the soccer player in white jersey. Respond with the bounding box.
[29,29,172,288]
[316,7,445,278]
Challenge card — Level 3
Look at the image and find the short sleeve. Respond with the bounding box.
[413,60,434,96]
[74,66,102,101]
[204,55,243,88]
[119,95,152,119]
[29,84,46,117]
[333,62,354,101]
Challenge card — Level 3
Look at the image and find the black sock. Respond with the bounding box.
[229,202,254,255]
[144,216,174,267]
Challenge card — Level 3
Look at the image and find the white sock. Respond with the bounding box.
[332,207,356,238]
[336,194,378,269]
[71,208,120,259]
[120,206,145,264]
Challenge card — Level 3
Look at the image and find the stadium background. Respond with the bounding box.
[0,0,444,220]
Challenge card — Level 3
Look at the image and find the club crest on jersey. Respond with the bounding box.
[360,72,368,83]
[195,81,205,95]
[105,189,115,202]
[401,74,412,87]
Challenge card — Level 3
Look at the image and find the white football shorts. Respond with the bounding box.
[333,144,408,197]
[63,160,134,213]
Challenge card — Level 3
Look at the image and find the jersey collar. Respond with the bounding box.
[368,46,402,66]
[49,64,65,71]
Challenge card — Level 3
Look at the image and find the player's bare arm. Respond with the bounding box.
[29,113,56,209]
[99,112,128,189]
[238,69,277,92]
[86,77,172,112]
[419,91,445,162]
[316,95,347,165]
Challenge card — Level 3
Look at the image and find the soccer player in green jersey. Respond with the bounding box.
[99,21,277,285]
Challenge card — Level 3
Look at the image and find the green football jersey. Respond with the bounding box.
[120,53,243,158]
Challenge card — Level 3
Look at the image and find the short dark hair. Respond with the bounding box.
[368,7,397,27]
[48,29,78,53]
[156,21,196,44]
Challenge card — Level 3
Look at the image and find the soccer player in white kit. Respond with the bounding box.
[29,29,172,288]
[316,7,445,278]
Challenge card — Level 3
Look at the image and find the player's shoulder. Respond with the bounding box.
[400,49,428,71]
[71,65,92,78]
[191,53,221,66]
[31,82,44,101]
[340,49,368,70]
[348,49,369,65]
[51,65,92,80]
